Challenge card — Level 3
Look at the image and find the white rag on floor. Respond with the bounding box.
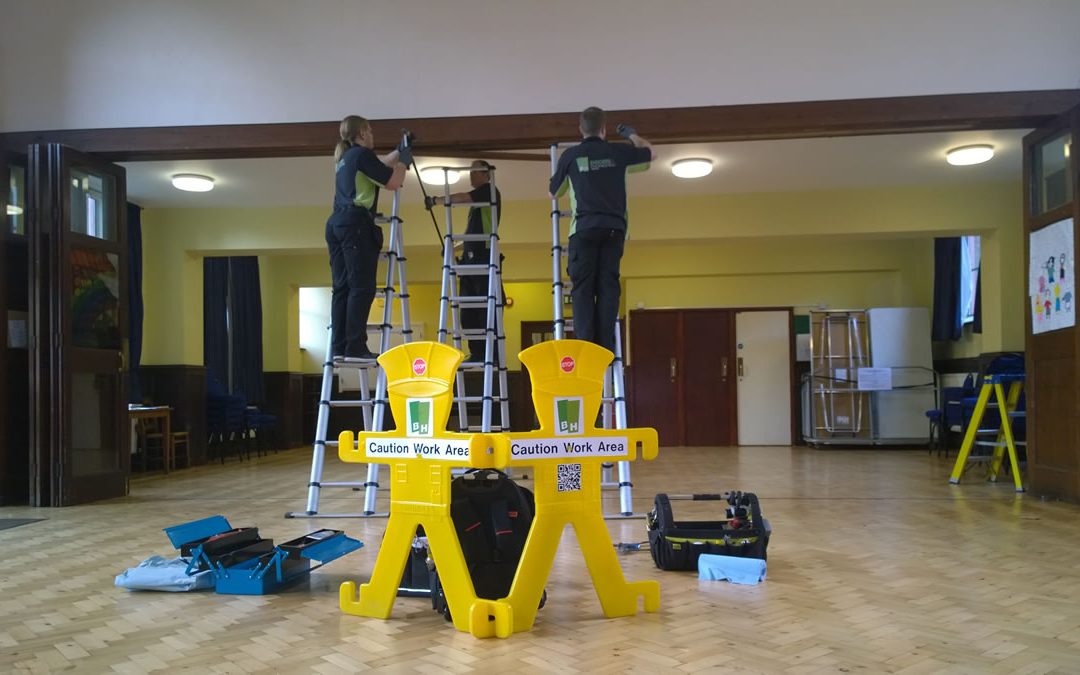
[698,554,767,585]
[114,555,214,592]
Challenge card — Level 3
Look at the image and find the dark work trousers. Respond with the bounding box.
[458,246,502,362]
[326,209,383,357]
[567,227,625,352]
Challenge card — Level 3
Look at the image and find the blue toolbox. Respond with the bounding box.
[164,515,362,595]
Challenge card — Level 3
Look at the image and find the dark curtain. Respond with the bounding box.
[228,256,265,404]
[203,258,229,385]
[127,203,144,403]
[931,237,963,341]
[972,265,982,334]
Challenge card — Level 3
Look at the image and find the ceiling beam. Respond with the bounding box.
[3,90,1078,162]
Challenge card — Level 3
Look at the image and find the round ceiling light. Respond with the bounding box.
[946,145,994,166]
[671,158,714,179]
[172,174,215,192]
[419,167,461,186]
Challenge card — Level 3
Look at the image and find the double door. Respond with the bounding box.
[629,308,793,447]
[24,144,130,506]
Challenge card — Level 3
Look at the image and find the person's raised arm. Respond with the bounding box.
[616,124,658,162]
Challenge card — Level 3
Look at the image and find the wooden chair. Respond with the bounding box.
[171,431,191,470]
[136,418,171,473]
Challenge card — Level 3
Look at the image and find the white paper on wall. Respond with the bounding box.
[1029,218,1075,335]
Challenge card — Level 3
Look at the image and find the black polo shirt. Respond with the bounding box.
[332,145,394,212]
[549,137,651,236]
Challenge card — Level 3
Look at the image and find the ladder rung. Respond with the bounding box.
[464,425,506,432]
[328,400,374,408]
[459,363,494,371]
[449,234,493,242]
[442,201,496,208]
[450,264,494,276]
[974,440,1027,447]
[454,297,492,307]
[332,357,380,368]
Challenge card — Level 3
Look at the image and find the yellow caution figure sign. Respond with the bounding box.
[337,342,513,638]
[499,339,660,632]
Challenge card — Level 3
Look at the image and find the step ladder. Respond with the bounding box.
[948,373,1026,492]
[286,139,415,518]
[430,165,510,435]
[550,142,639,519]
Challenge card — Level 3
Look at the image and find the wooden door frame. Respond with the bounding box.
[1023,106,1079,499]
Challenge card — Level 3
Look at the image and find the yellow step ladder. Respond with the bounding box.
[948,373,1025,492]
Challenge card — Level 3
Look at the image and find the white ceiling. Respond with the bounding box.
[122,130,1027,209]
[4,1,1080,131]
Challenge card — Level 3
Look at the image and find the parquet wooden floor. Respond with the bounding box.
[2,446,1080,674]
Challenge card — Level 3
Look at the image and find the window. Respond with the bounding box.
[960,235,981,325]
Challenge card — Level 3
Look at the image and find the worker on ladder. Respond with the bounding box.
[548,107,655,351]
[425,160,502,363]
[326,115,413,360]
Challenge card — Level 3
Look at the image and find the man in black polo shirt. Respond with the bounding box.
[425,160,502,362]
[549,107,655,352]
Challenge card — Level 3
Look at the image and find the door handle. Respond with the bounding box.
[737,357,744,378]
[670,357,677,381]
[721,356,728,378]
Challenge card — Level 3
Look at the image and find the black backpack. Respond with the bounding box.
[428,469,546,620]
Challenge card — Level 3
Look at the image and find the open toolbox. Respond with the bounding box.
[164,515,363,595]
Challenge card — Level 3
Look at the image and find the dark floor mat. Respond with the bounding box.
[0,518,45,531]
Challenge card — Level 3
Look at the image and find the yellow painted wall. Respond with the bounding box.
[139,182,1022,369]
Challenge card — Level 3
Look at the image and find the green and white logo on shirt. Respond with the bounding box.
[406,398,433,437]
[576,157,590,172]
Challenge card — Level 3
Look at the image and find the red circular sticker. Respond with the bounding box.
[560,356,575,373]
[412,358,427,376]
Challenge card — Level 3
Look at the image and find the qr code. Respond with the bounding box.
[557,463,582,492]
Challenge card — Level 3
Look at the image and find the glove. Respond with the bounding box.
[615,124,636,139]
[424,195,440,210]
[397,146,414,167]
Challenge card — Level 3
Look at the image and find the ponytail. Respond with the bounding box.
[334,115,370,162]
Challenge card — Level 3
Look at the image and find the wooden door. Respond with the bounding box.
[682,309,736,446]
[629,309,681,445]
[29,144,129,506]
[735,310,793,445]
[1,153,31,504]
[1024,106,1080,500]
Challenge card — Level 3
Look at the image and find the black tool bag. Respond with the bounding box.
[397,527,434,598]
[647,492,770,571]
[430,469,545,620]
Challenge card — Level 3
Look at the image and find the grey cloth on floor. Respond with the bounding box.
[115,555,214,592]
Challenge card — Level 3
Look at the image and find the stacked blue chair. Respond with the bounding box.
[207,374,247,463]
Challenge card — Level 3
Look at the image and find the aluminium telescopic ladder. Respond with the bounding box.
[430,165,510,435]
[550,142,639,519]
[286,134,415,519]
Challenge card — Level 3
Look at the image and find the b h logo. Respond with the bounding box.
[576,157,590,173]
[555,397,582,435]
[407,399,433,437]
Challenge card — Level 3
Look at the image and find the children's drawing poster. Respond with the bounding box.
[1029,218,1075,335]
